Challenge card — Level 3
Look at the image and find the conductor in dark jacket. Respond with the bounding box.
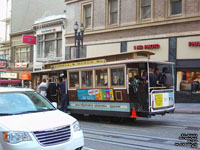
[59,77,68,112]
[46,78,58,103]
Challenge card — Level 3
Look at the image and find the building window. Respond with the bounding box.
[69,72,80,88]
[111,68,125,86]
[95,69,108,87]
[108,0,118,25]
[0,49,9,60]
[121,41,127,53]
[15,47,30,63]
[83,4,92,29]
[65,46,86,60]
[141,0,151,20]
[82,70,93,87]
[45,40,55,57]
[37,32,62,59]
[169,0,182,15]
[37,35,43,58]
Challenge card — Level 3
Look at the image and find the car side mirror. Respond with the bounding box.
[52,102,57,108]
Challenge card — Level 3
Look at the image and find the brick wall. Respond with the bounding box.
[121,0,137,25]
[93,0,106,30]
[185,0,199,17]
[154,0,165,20]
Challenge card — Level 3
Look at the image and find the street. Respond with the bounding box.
[77,113,200,150]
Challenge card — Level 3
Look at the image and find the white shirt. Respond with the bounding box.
[38,82,48,97]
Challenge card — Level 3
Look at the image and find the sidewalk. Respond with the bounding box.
[174,103,200,114]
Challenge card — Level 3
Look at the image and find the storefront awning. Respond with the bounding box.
[21,72,31,80]
[0,79,21,84]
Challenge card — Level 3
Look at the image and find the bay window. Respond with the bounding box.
[37,32,62,59]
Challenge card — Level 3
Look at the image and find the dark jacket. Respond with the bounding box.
[47,82,57,96]
[149,73,158,87]
[59,81,66,96]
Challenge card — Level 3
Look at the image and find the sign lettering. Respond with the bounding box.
[188,41,200,47]
[47,59,105,69]
[134,44,160,50]
[22,35,36,44]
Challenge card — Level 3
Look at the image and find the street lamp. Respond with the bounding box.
[73,22,85,58]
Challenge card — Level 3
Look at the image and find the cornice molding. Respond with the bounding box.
[33,20,65,30]
[65,0,82,4]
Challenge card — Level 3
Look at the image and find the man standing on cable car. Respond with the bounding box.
[59,77,68,113]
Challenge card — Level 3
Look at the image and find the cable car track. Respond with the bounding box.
[83,128,199,150]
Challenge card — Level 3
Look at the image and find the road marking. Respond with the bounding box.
[83,127,181,142]
[85,137,168,150]
[84,134,92,137]
[83,147,96,150]
[102,124,148,131]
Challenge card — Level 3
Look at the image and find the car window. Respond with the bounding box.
[0,91,55,115]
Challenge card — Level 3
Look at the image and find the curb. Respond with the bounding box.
[174,110,200,114]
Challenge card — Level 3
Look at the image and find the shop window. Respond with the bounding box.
[95,69,108,87]
[82,70,93,87]
[108,0,118,25]
[179,71,200,93]
[169,0,182,16]
[69,72,80,88]
[140,0,151,20]
[111,68,125,86]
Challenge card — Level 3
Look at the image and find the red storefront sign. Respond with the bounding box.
[188,41,200,47]
[0,60,7,68]
[0,69,6,72]
[22,35,36,44]
[134,44,160,50]
[15,63,28,68]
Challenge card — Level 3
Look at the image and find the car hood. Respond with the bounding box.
[0,110,76,132]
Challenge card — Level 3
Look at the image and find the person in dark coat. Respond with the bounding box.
[46,78,58,103]
[149,68,162,87]
[149,69,157,87]
[59,77,68,112]
[160,67,173,88]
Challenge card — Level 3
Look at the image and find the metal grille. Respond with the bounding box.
[33,125,71,146]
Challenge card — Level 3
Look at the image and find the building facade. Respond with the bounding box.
[65,0,200,102]
[0,0,12,85]
[31,14,66,89]
[0,0,66,87]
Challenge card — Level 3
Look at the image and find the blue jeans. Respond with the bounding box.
[60,94,68,112]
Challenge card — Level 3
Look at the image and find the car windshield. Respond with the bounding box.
[0,91,55,115]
